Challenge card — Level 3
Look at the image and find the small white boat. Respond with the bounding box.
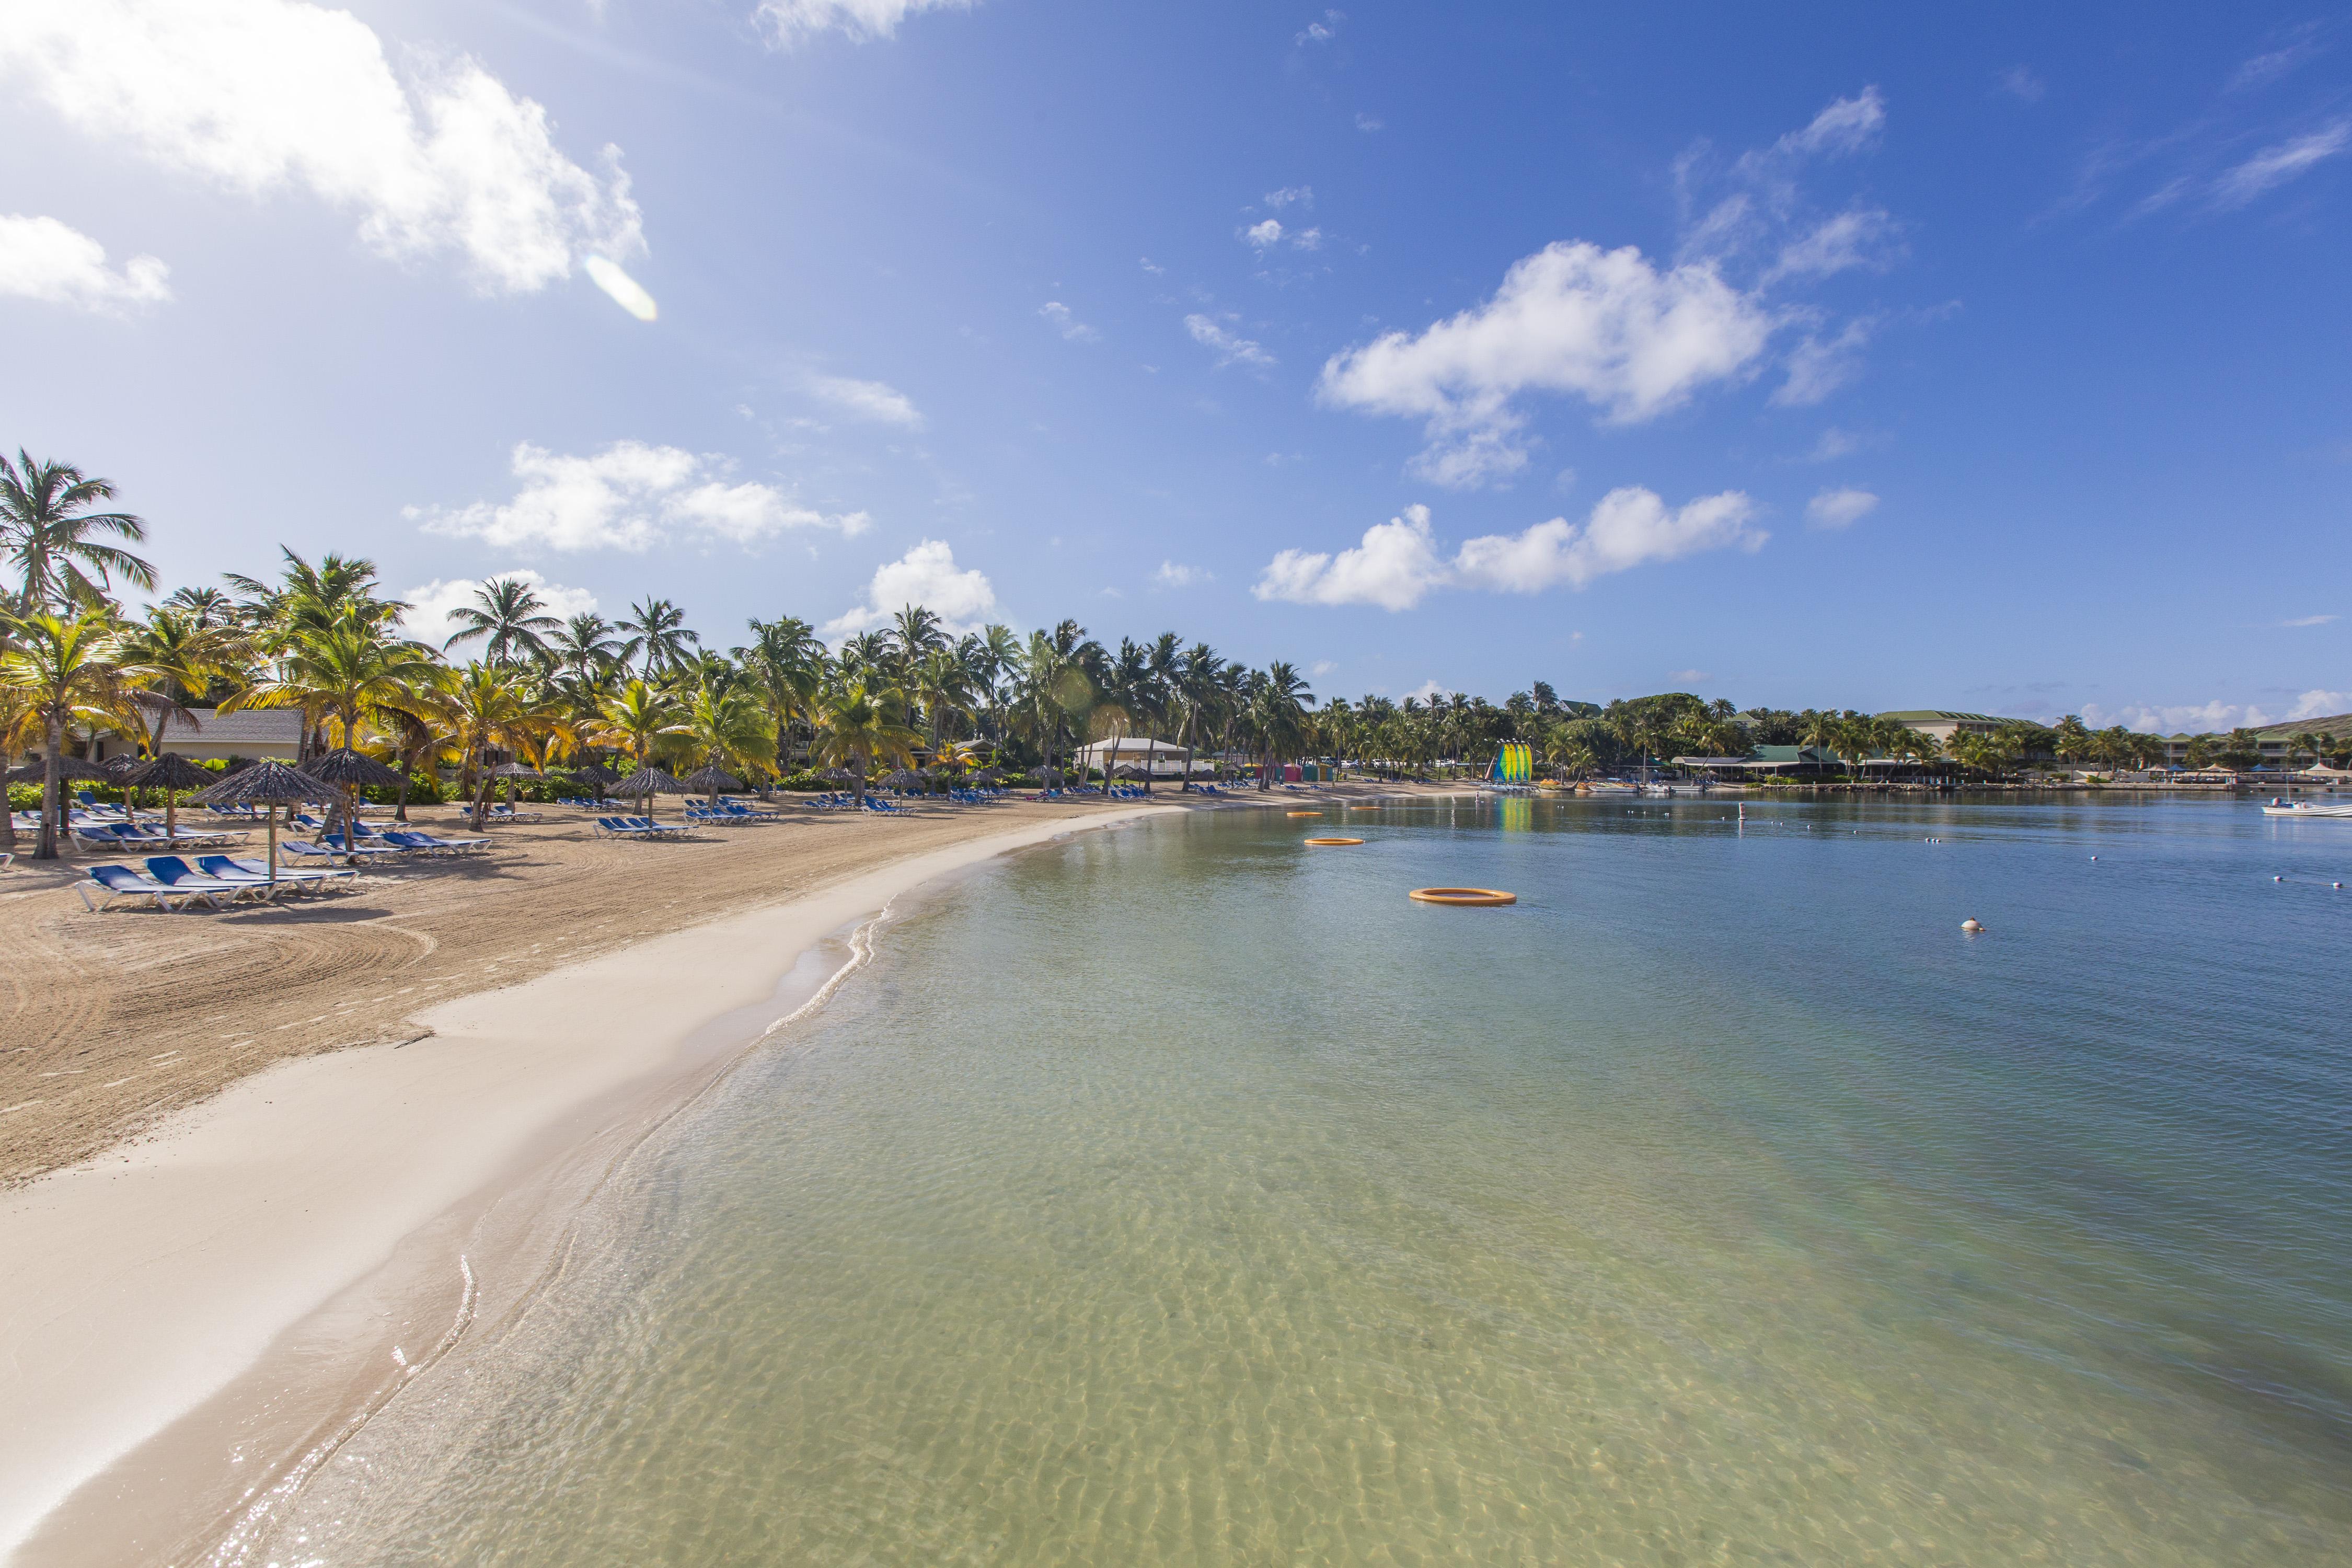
[1642,781,1712,797]
[2259,798,2352,817]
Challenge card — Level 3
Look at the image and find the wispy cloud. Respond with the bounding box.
[1039,300,1097,341]
[1295,9,1343,46]
[2213,121,2350,206]
[1996,65,2046,102]
[811,374,922,426]
[0,213,168,314]
[1154,561,1212,588]
[758,0,974,47]
[2281,614,2338,627]
[1185,313,1274,370]
[1805,486,1878,529]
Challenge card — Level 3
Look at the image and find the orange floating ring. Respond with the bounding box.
[1285,810,1322,817]
[1304,836,1364,846]
[1408,886,1516,906]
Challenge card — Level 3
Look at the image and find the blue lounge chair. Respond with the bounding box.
[382,829,490,855]
[284,837,402,863]
[78,863,221,913]
[197,854,358,892]
[144,855,276,904]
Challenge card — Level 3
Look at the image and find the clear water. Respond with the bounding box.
[264,797,2352,1565]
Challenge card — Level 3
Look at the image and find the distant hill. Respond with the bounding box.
[2254,713,2352,739]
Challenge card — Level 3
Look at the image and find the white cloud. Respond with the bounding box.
[823,539,997,638]
[1039,300,1097,341]
[1139,256,1164,274]
[1452,488,1765,593]
[1292,226,1323,251]
[1775,317,1874,406]
[1154,561,1212,587]
[1318,241,1773,486]
[813,375,922,426]
[1185,313,1275,370]
[1807,426,1862,461]
[1255,488,1760,610]
[1242,217,1321,253]
[1767,86,1887,162]
[0,0,643,295]
[1355,113,1383,133]
[1264,186,1313,209]
[1243,218,1285,250]
[2295,688,2352,719]
[1296,9,1343,45]
[2282,614,2338,627]
[414,441,867,553]
[1767,207,1901,281]
[0,213,169,313]
[1310,660,1337,675]
[1401,678,1445,704]
[1997,66,2046,102]
[1257,504,1450,610]
[2212,122,2349,207]
[757,0,973,45]
[398,569,597,652]
[1806,486,1878,529]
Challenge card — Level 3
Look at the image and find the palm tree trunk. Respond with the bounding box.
[38,715,64,861]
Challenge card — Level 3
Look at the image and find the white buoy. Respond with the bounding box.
[2275,875,2284,882]
[1961,918,1984,933]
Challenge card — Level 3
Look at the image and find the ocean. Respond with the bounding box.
[255,795,2352,1565]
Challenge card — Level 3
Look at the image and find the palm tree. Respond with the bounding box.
[549,613,623,686]
[1249,661,1314,787]
[590,679,686,767]
[616,597,699,677]
[2287,730,2325,773]
[431,663,542,829]
[0,682,42,856]
[666,684,777,802]
[735,615,827,781]
[0,608,142,859]
[1169,642,1225,791]
[912,643,974,753]
[114,606,249,753]
[887,604,948,685]
[0,452,155,612]
[443,577,560,665]
[160,584,234,628]
[810,679,921,806]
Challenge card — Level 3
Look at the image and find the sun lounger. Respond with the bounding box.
[284,837,405,862]
[78,863,222,913]
[381,829,490,855]
[144,855,277,904]
[483,804,544,823]
[194,854,355,893]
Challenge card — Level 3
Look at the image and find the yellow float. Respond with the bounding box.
[1408,886,1517,906]
[1304,836,1364,846]
[1285,810,1322,817]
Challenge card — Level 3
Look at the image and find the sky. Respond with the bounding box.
[2,1,2348,732]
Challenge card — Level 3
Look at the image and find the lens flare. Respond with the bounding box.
[583,255,656,321]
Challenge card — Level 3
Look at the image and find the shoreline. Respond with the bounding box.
[0,802,1184,1565]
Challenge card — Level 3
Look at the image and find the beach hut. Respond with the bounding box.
[125,753,217,839]
[187,759,331,887]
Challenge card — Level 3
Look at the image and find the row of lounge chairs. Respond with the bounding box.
[593,816,689,839]
[684,800,784,824]
[78,856,360,912]
[68,818,251,851]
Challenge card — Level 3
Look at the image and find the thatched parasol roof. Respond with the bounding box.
[1112,764,1151,780]
[1035,765,1066,782]
[568,760,620,787]
[490,761,545,779]
[683,764,743,793]
[101,753,145,781]
[303,747,408,790]
[613,765,687,797]
[125,753,217,791]
[188,759,330,806]
[972,766,1003,782]
[880,768,925,789]
[6,755,113,785]
[817,766,858,784]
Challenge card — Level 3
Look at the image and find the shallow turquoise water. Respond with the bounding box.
[269,797,2352,1564]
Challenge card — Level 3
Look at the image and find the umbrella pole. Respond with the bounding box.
[268,804,279,887]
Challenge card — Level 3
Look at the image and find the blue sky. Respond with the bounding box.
[3,2,2348,730]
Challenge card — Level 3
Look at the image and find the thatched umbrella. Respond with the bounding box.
[8,756,112,856]
[126,753,217,838]
[880,768,924,793]
[682,764,742,804]
[1035,765,1066,785]
[818,766,858,787]
[306,747,408,862]
[568,759,619,794]
[189,760,330,886]
[490,760,543,815]
[973,766,1003,785]
[613,765,686,822]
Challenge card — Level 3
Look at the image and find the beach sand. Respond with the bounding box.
[0,784,1425,1562]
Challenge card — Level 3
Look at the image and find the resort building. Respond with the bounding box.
[84,707,304,765]
[1073,737,1211,777]
[1874,710,2013,746]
